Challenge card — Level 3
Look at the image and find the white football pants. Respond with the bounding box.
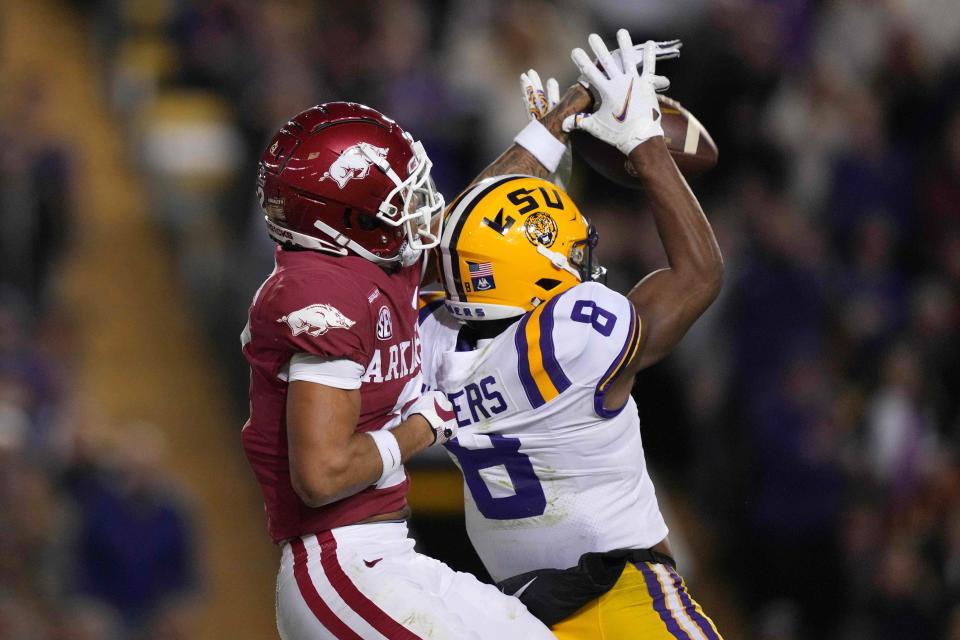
[276,521,555,640]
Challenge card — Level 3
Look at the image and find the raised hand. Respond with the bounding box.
[577,38,681,88]
[520,69,560,122]
[563,31,669,155]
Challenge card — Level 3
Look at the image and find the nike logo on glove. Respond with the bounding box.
[613,78,634,122]
[364,558,383,568]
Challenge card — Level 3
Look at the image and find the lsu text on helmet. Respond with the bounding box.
[439,175,604,321]
[257,102,444,266]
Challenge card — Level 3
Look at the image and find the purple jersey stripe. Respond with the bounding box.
[668,566,722,640]
[538,295,571,394]
[514,314,545,407]
[593,302,640,418]
[446,175,518,300]
[638,563,693,640]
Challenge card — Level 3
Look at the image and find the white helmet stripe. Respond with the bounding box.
[440,174,528,302]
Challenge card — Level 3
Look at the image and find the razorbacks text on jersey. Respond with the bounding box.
[242,246,423,542]
[418,281,669,582]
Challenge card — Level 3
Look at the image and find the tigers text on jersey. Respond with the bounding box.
[418,282,669,583]
[242,247,422,542]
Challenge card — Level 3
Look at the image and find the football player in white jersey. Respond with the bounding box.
[417,32,726,639]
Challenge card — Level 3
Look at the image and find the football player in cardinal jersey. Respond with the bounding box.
[241,102,558,639]
[417,33,726,638]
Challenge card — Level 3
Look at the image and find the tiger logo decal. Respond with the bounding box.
[524,212,559,248]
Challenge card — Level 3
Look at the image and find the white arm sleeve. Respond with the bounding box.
[279,354,366,389]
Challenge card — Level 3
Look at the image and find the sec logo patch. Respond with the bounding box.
[376,305,393,340]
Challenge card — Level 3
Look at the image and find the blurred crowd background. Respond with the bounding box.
[2,0,959,638]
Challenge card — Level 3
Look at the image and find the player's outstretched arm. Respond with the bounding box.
[286,382,453,507]
[471,84,592,185]
[623,137,723,372]
[615,40,722,372]
[563,30,722,384]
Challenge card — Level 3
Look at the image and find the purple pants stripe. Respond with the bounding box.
[637,563,693,640]
[667,566,722,640]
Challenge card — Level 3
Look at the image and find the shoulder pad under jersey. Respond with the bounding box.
[512,282,642,417]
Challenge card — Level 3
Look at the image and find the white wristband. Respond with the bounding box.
[368,429,401,484]
[514,119,567,173]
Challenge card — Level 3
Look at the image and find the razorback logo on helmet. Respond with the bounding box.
[277,304,356,337]
[319,143,389,189]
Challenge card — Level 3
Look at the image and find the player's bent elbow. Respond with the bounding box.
[692,250,725,298]
[677,248,724,290]
[290,457,353,508]
[679,260,724,311]
[291,476,339,508]
[290,472,323,508]
[702,261,725,302]
[692,273,724,318]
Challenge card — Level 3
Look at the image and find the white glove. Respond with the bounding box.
[519,69,572,189]
[577,38,681,90]
[563,32,669,155]
[401,390,458,446]
[520,68,560,121]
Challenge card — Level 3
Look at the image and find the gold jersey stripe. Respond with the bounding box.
[522,302,565,403]
[598,304,642,392]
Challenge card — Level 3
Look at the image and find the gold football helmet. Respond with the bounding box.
[439,175,604,320]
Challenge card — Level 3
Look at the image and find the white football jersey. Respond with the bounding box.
[418,282,668,583]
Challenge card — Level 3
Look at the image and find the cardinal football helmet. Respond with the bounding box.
[257,102,444,265]
[439,175,604,320]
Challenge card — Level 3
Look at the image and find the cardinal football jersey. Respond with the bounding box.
[418,282,669,583]
[242,247,423,542]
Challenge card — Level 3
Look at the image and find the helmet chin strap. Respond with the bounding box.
[266,218,349,256]
[271,216,420,267]
[312,219,405,265]
[536,244,582,280]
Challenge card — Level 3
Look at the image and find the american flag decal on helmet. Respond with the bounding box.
[468,262,496,291]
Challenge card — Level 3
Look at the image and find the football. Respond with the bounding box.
[570,95,718,188]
